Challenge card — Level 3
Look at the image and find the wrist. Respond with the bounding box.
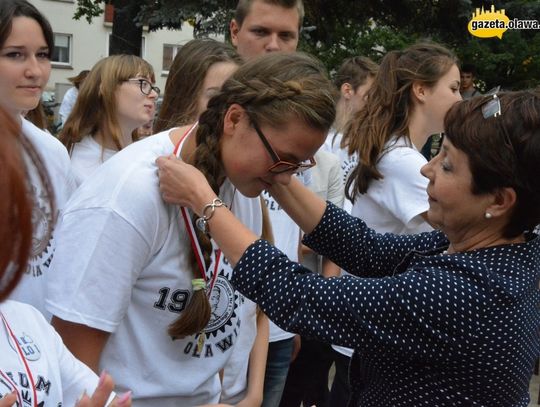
[196,197,225,235]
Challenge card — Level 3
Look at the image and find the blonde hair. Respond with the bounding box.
[59,54,155,153]
[169,52,336,338]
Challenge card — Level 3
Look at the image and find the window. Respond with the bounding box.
[52,33,72,66]
[162,44,182,72]
[107,34,146,58]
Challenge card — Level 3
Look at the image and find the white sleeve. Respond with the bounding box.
[54,326,116,405]
[375,148,429,225]
[46,207,152,332]
[59,88,77,124]
[325,153,344,208]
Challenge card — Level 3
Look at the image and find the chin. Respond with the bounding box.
[235,184,263,198]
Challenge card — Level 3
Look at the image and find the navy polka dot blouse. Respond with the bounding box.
[232,203,540,406]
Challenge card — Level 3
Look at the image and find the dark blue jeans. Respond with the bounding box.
[262,337,295,407]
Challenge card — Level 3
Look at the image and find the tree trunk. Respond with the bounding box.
[109,0,143,56]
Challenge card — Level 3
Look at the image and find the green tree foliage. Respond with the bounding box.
[75,0,540,90]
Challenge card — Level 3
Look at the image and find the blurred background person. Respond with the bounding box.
[460,63,481,99]
[58,69,89,126]
[59,55,158,186]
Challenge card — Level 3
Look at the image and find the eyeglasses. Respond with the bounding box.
[249,116,316,174]
[481,92,515,155]
[126,78,160,96]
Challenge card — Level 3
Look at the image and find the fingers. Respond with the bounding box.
[0,391,17,407]
[109,391,132,407]
[74,371,131,407]
[89,371,114,406]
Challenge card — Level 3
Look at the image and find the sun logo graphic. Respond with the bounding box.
[468,5,510,39]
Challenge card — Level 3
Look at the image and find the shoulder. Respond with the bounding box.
[22,118,69,158]
[379,138,427,173]
[0,300,49,327]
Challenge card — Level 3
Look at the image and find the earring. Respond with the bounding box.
[485,212,493,219]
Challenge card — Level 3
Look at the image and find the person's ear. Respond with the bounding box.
[412,81,428,103]
[485,187,517,218]
[340,83,354,100]
[230,19,240,47]
[223,103,244,137]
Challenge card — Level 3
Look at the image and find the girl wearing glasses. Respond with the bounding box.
[59,54,158,186]
[157,89,540,406]
[155,38,269,407]
[46,52,335,406]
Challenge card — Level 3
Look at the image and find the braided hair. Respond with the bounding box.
[168,52,337,338]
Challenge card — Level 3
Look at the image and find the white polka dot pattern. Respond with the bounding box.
[231,203,540,406]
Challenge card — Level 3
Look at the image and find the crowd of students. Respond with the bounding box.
[2,0,540,406]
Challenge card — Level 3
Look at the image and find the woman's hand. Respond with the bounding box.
[156,155,216,215]
[75,372,131,407]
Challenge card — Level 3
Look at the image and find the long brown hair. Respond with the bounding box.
[345,41,457,201]
[59,55,155,153]
[168,52,336,338]
[154,39,242,133]
[0,108,55,301]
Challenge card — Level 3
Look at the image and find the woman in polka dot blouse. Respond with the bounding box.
[157,90,540,406]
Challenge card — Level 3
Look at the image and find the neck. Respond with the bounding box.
[446,225,525,254]
[334,100,352,135]
[94,124,133,151]
[407,109,433,151]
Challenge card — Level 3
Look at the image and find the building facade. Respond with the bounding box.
[31,0,197,99]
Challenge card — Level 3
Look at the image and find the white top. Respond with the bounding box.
[262,185,301,343]
[46,130,263,406]
[322,131,358,213]
[301,149,343,274]
[333,135,432,358]
[350,136,432,235]
[219,299,258,404]
[58,87,78,124]
[70,135,116,187]
[8,119,75,318]
[0,300,111,405]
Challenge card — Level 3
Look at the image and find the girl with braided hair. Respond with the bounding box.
[46,51,336,406]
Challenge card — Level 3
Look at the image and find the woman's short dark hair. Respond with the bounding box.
[444,90,540,237]
[0,0,54,53]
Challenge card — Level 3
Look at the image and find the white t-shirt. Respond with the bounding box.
[262,189,300,343]
[350,136,432,235]
[301,149,343,274]
[46,130,263,406]
[322,131,358,213]
[219,299,258,404]
[333,135,432,358]
[70,135,117,187]
[0,300,111,406]
[8,119,75,318]
[58,87,78,125]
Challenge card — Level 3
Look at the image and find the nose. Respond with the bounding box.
[265,34,281,52]
[24,55,42,78]
[420,157,434,180]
